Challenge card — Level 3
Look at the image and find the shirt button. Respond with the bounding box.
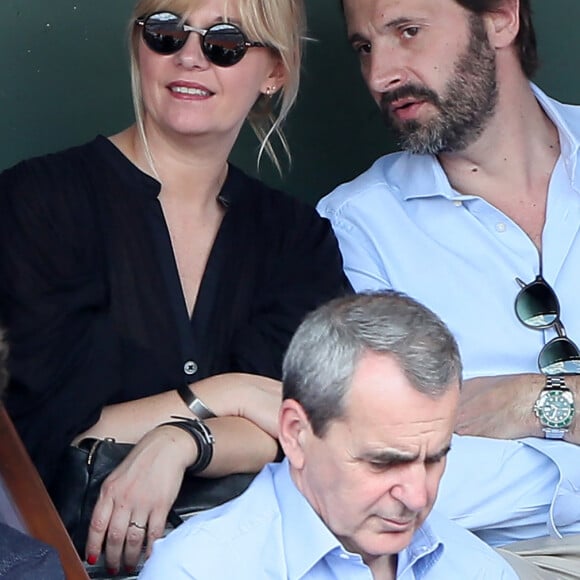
[453,200,463,207]
[495,222,506,233]
[183,360,198,375]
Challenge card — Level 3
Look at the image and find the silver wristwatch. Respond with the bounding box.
[533,375,575,439]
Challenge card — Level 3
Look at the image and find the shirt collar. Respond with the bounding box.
[273,460,346,579]
[531,82,580,186]
[272,460,444,580]
[396,517,444,578]
[386,154,470,202]
[391,82,580,201]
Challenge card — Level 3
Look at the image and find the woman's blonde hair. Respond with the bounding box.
[129,0,306,175]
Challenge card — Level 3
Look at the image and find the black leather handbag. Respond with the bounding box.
[51,438,256,554]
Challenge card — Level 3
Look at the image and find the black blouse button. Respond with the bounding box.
[183,360,198,375]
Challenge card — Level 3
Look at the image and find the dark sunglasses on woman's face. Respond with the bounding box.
[514,275,580,375]
[135,11,266,67]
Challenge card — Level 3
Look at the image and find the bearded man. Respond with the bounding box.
[317,1,580,577]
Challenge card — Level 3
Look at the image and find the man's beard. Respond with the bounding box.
[380,14,498,155]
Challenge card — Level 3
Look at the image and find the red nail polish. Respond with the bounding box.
[106,567,118,576]
[86,554,98,565]
[126,567,136,574]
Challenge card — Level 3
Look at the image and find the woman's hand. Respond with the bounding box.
[84,426,196,574]
[223,375,282,439]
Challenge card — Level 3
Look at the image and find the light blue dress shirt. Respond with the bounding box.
[317,84,580,545]
[139,460,516,579]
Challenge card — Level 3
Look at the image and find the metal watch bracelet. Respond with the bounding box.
[534,375,575,439]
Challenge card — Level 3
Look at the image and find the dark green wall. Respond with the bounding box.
[1,0,579,204]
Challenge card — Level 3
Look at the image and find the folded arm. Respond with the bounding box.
[75,372,281,444]
[456,373,579,445]
[81,373,281,572]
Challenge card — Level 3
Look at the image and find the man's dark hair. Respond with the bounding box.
[454,0,537,78]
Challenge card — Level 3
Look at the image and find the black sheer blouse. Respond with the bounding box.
[0,136,350,485]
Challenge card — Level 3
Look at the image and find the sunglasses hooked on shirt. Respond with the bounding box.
[515,274,578,439]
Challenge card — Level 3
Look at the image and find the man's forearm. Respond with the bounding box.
[458,373,580,444]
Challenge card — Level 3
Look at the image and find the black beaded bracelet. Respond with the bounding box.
[160,416,215,475]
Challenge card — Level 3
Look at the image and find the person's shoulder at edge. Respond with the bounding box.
[0,522,65,580]
[139,464,283,579]
[418,509,518,579]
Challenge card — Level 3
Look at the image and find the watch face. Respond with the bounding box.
[535,390,575,429]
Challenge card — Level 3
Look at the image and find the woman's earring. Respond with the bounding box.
[266,86,276,96]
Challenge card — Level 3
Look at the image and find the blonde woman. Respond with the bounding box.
[0,0,349,573]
